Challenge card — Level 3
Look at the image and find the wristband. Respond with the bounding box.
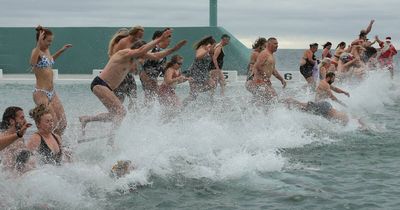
[16,130,23,138]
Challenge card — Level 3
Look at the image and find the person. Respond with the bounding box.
[0,107,32,174]
[376,36,397,79]
[251,37,286,103]
[26,104,64,165]
[322,42,333,59]
[30,26,72,136]
[319,58,332,80]
[108,28,139,111]
[183,36,217,106]
[245,37,267,94]
[351,20,375,47]
[79,30,173,137]
[331,42,347,68]
[315,72,350,107]
[0,107,32,152]
[284,98,349,125]
[140,29,187,106]
[158,55,191,121]
[209,34,230,96]
[299,43,319,87]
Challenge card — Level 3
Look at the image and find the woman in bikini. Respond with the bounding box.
[30,26,72,136]
[27,104,66,165]
[322,42,332,59]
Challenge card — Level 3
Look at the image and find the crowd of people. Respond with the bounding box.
[0,20,396,177]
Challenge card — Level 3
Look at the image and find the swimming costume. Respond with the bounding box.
[209,47,225,69]
[142,46,167,79]
[187,54,212,83]
[114,73,137,99]
[37,133,62,165]
[300,54,316,79]
[306,101,332,117]
[91,76,112,92]
[34,55,54,69]
[33,88,56,102]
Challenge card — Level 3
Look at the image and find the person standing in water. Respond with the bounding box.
[30,26,72,136]
[209,34,230,97]
[376,36,397,79]
[322,42,332,59]
[79,30,173,136]
[252,37,286,103]
[299,43,318,88]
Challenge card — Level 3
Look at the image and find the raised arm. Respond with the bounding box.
[52,44,72,60]
[144,40,187,60]
[363,20,375,35]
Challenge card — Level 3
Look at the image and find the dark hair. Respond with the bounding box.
[165,55,183,69]
[29,104,51,124]
[221,34,230,40]
[152,28,170,40]
[130,40,147,49]
[336,42,346,49]
[309,43,318,48]
[194,36,216,49]
[267,37,277,43]
[326,72,335,78]
[0,106,23,130]
[252,37,267,49]
[35,26,53,41]
[359,31,367,38]
[323,42,332,49]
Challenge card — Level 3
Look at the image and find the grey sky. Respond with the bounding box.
[0,0,398,48]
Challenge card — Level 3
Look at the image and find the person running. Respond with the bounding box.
[158,55,191,120]
[140,29,187,106]
[79,29,172,136]
[108,27,140,111]
[251,37,286,103]
[183,36,217,106]
[27,104,65,165]
[322,42,333,59]
[30,26,72,136]
[376,36,397,79]
[299,43,318,87]
[319,58,332,80]
[209,34,230,96]
[351,20,375,47]
[245,37,267,94]
[0,107,32,174]
[331,42,347,68]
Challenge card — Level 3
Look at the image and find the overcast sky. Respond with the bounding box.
[0,0,398,48]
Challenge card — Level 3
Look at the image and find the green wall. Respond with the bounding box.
[0,27,250,74]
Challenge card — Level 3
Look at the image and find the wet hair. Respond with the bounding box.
[252,37,267,50]
[359,31,367,39]
[152,28,170,40]
[194,36,216,49]
[130,40,147,49]
[267,37,277,43]
[221,34,230,40]
[129,25,144,36]
[0,106,23,130]
[29,104,51,125]
[165,54,183,69]
[318,58,331,69]
[108,28,130,57]
[323,42,332,49]
[336,42,346,49]
[35,26,53,41]
[309,43,318,48]
[326,72,335,78]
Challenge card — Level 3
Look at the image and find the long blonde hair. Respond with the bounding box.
[107,28,129,57]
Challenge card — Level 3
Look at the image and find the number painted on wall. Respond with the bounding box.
[284,73,292,80]
[223,72,229,79]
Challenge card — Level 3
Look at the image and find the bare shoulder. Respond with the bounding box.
[26,133,41,150]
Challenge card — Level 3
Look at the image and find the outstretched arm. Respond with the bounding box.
[144,40,187,60]
[331,85,350,97]
[328,89,347,107]
[52,44,72,60]
[128,29,173,58]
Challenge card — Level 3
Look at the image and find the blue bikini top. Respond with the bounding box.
[34,55,55,69]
